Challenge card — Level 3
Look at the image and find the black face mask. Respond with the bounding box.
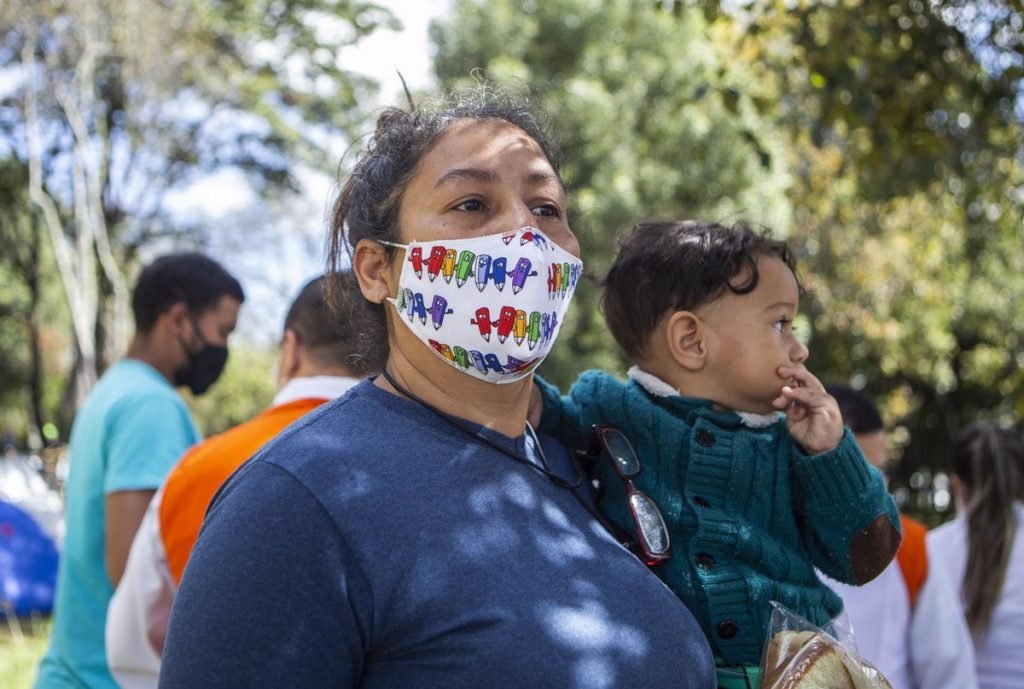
[174,323,229,395]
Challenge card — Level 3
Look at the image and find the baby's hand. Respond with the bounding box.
[772,365,844,455]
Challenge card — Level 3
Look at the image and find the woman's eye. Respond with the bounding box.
[774,318,791,333]
[454,199,485,212]
[533,203,561,218]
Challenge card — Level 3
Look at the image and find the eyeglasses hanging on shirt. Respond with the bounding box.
[576,425,671,566]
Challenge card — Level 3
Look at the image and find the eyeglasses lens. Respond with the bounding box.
[602,430,640,478]
[629,492,670,555]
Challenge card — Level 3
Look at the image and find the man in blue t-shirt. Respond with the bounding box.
[34,253,244,689]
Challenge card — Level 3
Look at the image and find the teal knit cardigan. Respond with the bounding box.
[537,370,900,666]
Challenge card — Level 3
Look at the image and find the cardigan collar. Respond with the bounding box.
[627,366,783,429]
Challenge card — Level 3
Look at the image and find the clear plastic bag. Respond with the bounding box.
[760,601,893,689]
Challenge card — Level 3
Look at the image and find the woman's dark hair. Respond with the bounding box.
[953,421,1024,638]
[325,87,561,316]
[284,273,387,377]
[602,220,801,360]
[132,253,245,333]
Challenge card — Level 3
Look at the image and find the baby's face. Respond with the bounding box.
[696,255,809,414]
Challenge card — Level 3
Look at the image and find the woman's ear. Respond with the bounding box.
[352,239,395,305]
[664,311,707,371]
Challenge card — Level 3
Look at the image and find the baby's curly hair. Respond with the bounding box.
[602,220,801,360]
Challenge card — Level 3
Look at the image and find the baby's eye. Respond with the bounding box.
[454,198,485,212]
[773,318,791,333]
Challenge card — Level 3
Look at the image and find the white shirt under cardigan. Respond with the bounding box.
[823,548,978,689]
[928,503,1024,689]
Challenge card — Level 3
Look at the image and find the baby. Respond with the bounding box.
[536,220,901,688]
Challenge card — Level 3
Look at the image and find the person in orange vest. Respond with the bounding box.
[823,384,978,689]
[104,272,384,689]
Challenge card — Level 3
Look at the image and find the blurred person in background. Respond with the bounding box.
[34,253,243,689]
[929,421,1024,689]
[824,384,977,689]
[105,273,383,689]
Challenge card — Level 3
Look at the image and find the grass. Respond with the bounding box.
[0,616,50,689]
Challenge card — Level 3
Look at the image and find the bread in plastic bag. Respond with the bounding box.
[760,601,893,689]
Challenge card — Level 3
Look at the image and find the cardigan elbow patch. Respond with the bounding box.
[848,514,902,584]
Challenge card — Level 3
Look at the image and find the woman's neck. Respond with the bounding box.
[377,343,531,438]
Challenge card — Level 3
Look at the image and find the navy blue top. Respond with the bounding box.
[160,379,716,689]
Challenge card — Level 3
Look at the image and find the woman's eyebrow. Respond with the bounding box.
[434,167,497,188]
[433,169,561,189]
[526,171,562,187]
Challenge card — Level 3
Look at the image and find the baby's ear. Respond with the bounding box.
[664,311,706,371]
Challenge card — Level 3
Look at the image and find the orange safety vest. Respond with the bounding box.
[896,514,929,609]
[159,397,327,585]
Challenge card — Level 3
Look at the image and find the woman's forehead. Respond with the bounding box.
[415,118,558,182]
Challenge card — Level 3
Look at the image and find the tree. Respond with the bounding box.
[430,0,793,387]
[714,0,1024,492]
[0,0,397,415]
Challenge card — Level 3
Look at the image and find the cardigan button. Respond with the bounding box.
[696,429,716,447]
[696,553,716,569]
[717,621,738,639]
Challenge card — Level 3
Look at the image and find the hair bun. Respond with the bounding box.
[374,108,411,138]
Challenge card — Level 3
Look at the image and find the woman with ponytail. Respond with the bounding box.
[929,421,1024,689]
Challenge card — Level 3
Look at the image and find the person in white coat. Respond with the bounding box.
[824,384,978,689]
[929,421,1024,689]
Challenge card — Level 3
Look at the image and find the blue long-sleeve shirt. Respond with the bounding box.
[160,379,716,689]
[537,369,901,665]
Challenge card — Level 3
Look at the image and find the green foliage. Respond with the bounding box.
[0,0,395,431]
[186,344,278,437]
[723,0,1024,479]
[433,0,1024,485]
[431,0,793,388]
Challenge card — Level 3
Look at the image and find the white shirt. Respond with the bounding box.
[928,504,1024,689]
[825,552,978,689]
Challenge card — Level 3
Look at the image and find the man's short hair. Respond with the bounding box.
[132,253,245,333]
[284,273,386,377]
[826,384,884,435]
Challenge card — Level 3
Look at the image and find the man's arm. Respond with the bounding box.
[107,494,174,689]
[104,393,199,583]
[106,489,156,585]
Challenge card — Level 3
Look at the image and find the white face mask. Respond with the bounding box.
[380,226,583,384]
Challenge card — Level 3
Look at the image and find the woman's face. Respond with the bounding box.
[395,118,580,257]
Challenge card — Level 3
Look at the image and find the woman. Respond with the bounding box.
[928,421,1024,689]
[159,90,716,688]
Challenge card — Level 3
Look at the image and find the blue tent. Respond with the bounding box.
[0,499,59,616]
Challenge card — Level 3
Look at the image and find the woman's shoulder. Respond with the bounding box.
[247,382,404,472]
[926,515,967,560]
